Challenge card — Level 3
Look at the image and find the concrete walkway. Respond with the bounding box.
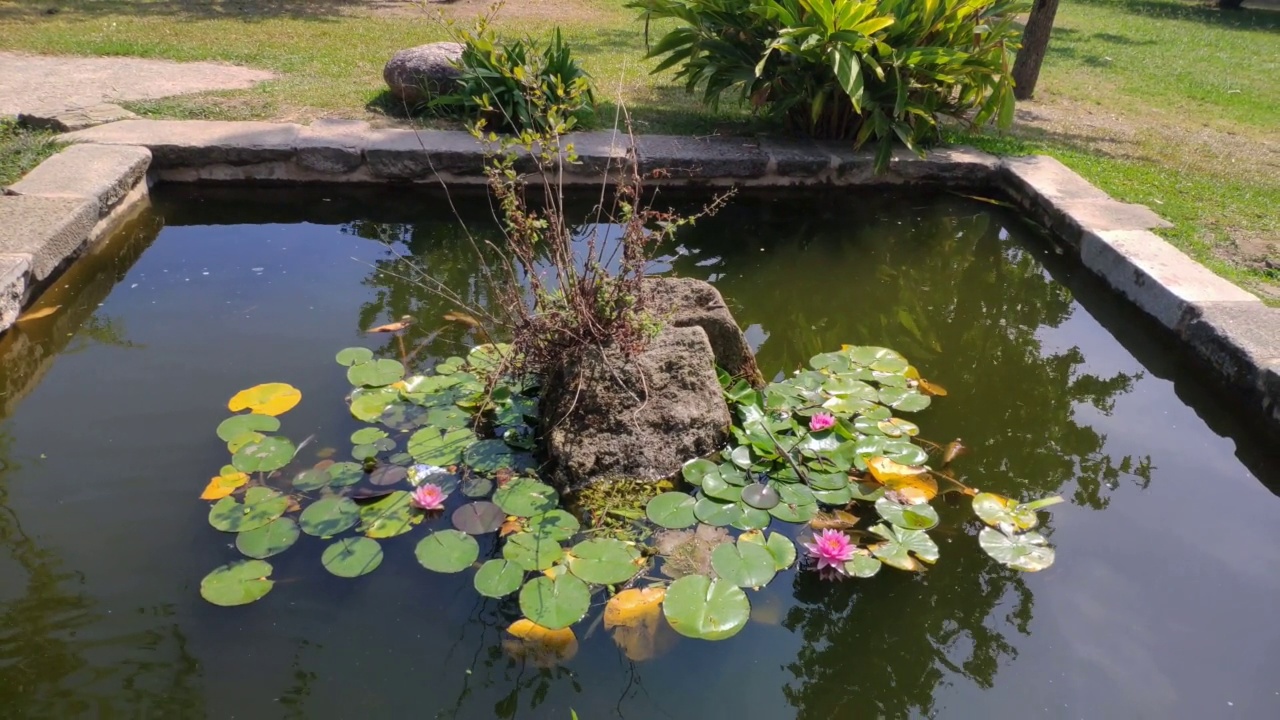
[0,52,272,116]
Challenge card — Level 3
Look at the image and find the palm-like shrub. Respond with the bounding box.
[630,0,1026,168]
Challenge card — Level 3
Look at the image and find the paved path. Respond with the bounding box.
[0,52,273,116]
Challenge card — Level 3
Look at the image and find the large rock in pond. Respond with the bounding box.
[541,325,731,491]
[643,277,765,387]
[383,42,464,106]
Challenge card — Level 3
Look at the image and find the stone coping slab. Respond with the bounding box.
[13,118,1280,436]
[8,144,151,216]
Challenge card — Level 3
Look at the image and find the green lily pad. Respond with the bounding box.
[407,426,477,466]
[335,347,374,366]
[461,475,494,498]
[208,487,289,533]
[662,574,750,641]
[235,517,299,559]
[526,510,581,541]
[682,458,719,487]
[813,487,853,505]
[474,558,524,598]
[519,574,590,631]
[875,497,940,530]
[845,552,882,578]
[452,501,505,534]
[646,492,698,529]
[768,500,818,524]
[216,414,280,442]
[464,439,529,474]
[870,523,939,570]
[357,490,420,539]
[369,465,408,487]
[883,439,929,465]
[227,431,265,453]
[740,483,780,510]
[493,478,558,517]
[349,387,401,423]
[415,530,479,573]
[200,559,274,606]
[710,541,776,589]
[701,471,743,502]
[566,539,642,585]
[350,427,388,445]
[503,532,562,572]
[972,493,1063,531]
[292,467,332,491]
[299,496,359,537]
[742,531,797,571]
[378,401,428,431]
[979,527,1056,571]
[730,505,773,531]
[322,537,383,578]
[351,443,378,461]
[328,461,364,487]
[426,405,471,429]
[347,358,405,388]
[231,436,296,474]
[693,496,744,527]
[728,445,752,469]
[468,343,509,373]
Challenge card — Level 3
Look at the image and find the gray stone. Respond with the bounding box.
[296,119,369,174]
[18,103,137,132]
[893,146,1000,185]
[365,128,487,179]
[999,155,1110,202]
[758,137,832,177]
[1262,360,1280,427]
[644,277,765,387]
[1181,302,1280,421]
[563,130,630,175]
[66,119,300,167]
[635,135,768,179]
[541,324,732,491]
[1079,229,1259,331]
[383,42,464,106]
[8,144,151,215]
[0,195,97,280]
[0,254,30,331]
[1036,197,1172,248]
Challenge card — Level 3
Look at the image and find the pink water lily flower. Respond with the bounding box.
[808,412,836,432]
[410,483,448,511]
[803,529,856,572]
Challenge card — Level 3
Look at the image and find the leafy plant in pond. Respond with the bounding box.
[629,0,1026,170]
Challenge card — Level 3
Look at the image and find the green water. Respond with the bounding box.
[0,185,1277,719]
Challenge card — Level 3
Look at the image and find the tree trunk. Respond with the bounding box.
[1012,0,1061,101]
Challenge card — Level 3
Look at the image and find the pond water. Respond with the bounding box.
[1,184,1278,719]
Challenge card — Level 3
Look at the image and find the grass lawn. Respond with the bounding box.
[0,119,61,187]
[1,0,1275,297]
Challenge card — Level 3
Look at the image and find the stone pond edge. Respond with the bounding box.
[1,118,1275,435]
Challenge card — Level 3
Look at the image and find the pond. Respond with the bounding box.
[1,184,1278,719]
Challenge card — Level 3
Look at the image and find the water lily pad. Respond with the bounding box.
[662,574,750,641]
[299,496,359,537]
[845,552,882,578]
[682,458,719,487]
[328,461,364,487]
[740,483,780,510]
[693,496,743,527]
[347,358,405,388]
[452,501,505,534]
[875,497,940,530]
[349,387,401,423]
[407,426,476,466]
[461,475,494,498]
[227,383,301,416]
[646,492,698,529]
[979,527,1056,571]
[378,401,429,430]
[216,414,280,442]
[972,493,1063,531]
[519,574,590,630]
[369,465,408,487]
[350,427,388,445]
[567,539,642,585]
[493,478,558,517]
[728,445,753,469]
[357,491,420,539]
[292,467,331,491]
[474,558,524,598]
[415,530,479,573]
[322,537,383,578]
[351,443,378,461]
[426,405,471,429]
[870,523,939,571]
[768,500,818,524]
[200,559,274,606]
[227,431,266,453]
[503,532,562,572]
[701,471,743,502]
[711,541,776,589]
[742,531,797,571]
[730,505,772,531]
[879,386,931,412]
[231,436,296,473]
[813,487,853,505]
[465,439,529,474]
[526,510,581,541]
[335,347,373,366]
[883,439,929,466]
[235,517,299,559]
[208,487,289,533]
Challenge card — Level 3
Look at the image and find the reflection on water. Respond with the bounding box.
[0,186,1276,718]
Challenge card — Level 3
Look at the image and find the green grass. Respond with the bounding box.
[0,119,62,188]
[0,0,1274,294]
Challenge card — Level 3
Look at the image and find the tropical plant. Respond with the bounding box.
[435,11,596,134]
[629,0,1027,168]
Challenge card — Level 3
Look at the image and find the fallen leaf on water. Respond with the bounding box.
[919,379,948,397]
[200,470,248,500]
[604,587,670,661]
[17,305,61,322]
[366,315,413,333]
[504,619,578,668]
[941,439,968,466]
[867,456,937,503]
[443,310,482,329]
[809,509,859,531]
[499,517,522,537]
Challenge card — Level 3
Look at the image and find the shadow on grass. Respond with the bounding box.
[1071,0,1279,33]
[0,0,373,23]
